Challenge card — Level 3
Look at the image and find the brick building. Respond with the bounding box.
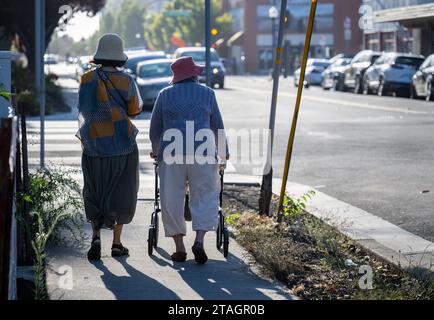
[363,0,434,56]
[222,0,363,74]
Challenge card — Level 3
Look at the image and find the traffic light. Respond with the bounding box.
[284,9,290,29]
[211,28,219,36]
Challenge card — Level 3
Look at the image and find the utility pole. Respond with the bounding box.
[205,0,212,87]
[259,0,288,216]
[35,0,46,169]
[278,0,318,221]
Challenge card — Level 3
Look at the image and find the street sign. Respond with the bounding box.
[163,10,192,17]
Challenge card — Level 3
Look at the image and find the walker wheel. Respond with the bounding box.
[216,226,222,250]
[153,213,159,249]
[148,227,155,256]
[223,228,229,258]
[216,210,224,250]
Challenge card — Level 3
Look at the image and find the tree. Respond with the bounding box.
[116,0,146,48]
[144,0,232,52]
[0,0,106,75]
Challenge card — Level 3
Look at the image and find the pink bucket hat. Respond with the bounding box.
[170,56,204,84]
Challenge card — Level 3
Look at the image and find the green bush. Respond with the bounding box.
[17,90,39,116]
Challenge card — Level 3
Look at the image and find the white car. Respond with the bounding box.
[294,59,330,87]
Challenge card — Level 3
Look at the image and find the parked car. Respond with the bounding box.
[173,47,226,89]
[136,59,173,110]
[294,59,330,87]
[321,57,352,91]
[363,52,425,97]
[343,50,381,93]
[328,53,355,64]
[125,51,167,77]
[411,54,434,101]
[44,54,60,65]
[75,55,93,81]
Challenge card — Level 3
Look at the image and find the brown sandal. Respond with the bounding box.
[171,252,187,262]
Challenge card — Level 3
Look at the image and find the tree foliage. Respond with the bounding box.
[0,0,106,72]
[99,0,146,49]
[144,0,232,51]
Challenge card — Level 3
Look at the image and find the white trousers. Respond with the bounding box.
[159,162,220,237]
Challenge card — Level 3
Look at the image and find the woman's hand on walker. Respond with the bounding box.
[150,152,157,159]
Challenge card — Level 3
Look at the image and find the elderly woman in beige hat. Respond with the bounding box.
[150,57,229,264]
[76,34,143,261]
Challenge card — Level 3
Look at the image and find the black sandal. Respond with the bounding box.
[192,242,208,265]
[87,236,101,261]
[171,252,187,262]
[111,244,129,257]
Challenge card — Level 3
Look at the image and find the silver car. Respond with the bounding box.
[363,52,425,97]
[136,59,173,110]
[294,59,330,87]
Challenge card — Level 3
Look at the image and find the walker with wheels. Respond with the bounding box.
[147,162,229,258]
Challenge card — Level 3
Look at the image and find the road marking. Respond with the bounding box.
[27,143,152,152]
[29,156,155,167]
[228,85,430,115]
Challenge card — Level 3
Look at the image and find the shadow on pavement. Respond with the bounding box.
[92,259,180,300]
[150,247,288,300]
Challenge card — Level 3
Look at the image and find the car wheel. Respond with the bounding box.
[410,84,417,99]
[362,77,371,95]
[321,79,329,90]
[354,76,362,94]
[377,78,386,97]
[426,80,433,102]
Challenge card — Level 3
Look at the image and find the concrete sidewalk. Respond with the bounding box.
[46,200,294,300]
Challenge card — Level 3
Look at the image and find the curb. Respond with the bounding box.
[224,174,434,273]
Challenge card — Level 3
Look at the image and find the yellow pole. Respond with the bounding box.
[277,0,318,221]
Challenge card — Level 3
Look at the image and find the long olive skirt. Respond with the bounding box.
[82,145,139,230]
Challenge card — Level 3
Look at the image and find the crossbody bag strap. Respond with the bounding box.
[95,68,129,112]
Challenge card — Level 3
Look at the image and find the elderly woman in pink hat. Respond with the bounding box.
[149,56,229,264]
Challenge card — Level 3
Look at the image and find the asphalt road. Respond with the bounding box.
[216,76,434,242]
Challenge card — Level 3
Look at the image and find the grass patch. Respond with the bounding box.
[224,185,433,300]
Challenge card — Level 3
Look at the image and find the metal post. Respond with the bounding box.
[271,17,277,71]
[205,0,211,87]
[35,0,46,169]
[277,0,317,221]
[259,0,288,216]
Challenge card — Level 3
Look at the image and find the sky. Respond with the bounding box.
[57,11,101,42]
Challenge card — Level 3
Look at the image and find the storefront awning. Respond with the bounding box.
[374,3,434,28]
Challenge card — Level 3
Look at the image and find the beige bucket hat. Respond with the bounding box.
[93,33,128,62]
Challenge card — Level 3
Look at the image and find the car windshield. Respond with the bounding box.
[370,55,381,63]
[333,58,350,66]
[395,57,425,68]
[310,61,330,68]
[181,51,220,62]
[138,62,172,79]
[127,55,166,72]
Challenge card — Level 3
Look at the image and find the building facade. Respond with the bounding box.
[363,0,434,56]
[224,0,363,74]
